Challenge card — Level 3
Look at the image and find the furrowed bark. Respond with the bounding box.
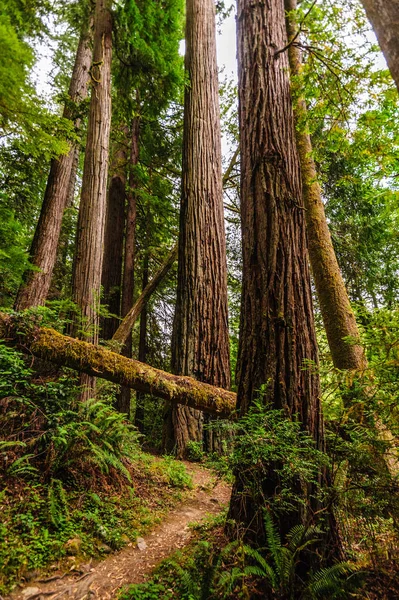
[15,22,93,310]
[285,0,366,371]
[166,0,231,457]
[229,0,325,543]
[360,0,399,93]
[0,313,236,419]
[71,0,112,399]
[112,243,178,345]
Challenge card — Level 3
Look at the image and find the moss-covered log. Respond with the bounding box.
[0,313,236,419]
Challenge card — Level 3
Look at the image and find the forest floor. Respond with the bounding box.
[5,463,231,600]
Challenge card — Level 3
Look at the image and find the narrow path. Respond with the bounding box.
[7,464,231,600]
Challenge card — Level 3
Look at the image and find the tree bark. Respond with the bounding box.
[101,134,128,340]
[15,23,93,310]
[71,0,112,399]
[166,0,231,458]
[0,313,236,418]
[117,117,140,415]
[284,0,366,371]
[112,243,178,345]
[229,0,324,541]
[360,0,399,93]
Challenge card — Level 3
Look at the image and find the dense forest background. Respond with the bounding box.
[0,0,399,598]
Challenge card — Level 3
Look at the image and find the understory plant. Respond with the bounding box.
[120,512,360,600]
[0,343,192,593]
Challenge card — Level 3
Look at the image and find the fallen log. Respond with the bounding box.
[0,313,236,419]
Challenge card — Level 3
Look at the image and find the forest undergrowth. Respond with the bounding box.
[0,336,193,595]
[1,306,399,598]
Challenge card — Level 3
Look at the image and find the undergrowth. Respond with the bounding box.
[0,343,193,594]
[119,513,361,600]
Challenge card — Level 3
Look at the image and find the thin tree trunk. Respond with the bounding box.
[101,133,128,340]
[165,0,231,458]
[71,0,112,400]
[229,0,324,542]
[135,252,149,433]
[112,242,178,345]
[284,0,366,371]
[360,0,399,93]
[117,117,140,415]
[0,313,236,418]
[15,23,93,310]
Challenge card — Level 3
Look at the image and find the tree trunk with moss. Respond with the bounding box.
[0,313,236,418]
[71,0,112,400]
[165,0,231,458]
[284,0,366,371]
[286,0,398,479]
[15,22,93,310]
[360,0,399,93]
[229,0,324,542]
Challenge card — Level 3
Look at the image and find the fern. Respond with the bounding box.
[263,509,282,567]
[6,453,38,477]
[306,562,357,598]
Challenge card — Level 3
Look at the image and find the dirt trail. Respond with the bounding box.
[7,464,230,600]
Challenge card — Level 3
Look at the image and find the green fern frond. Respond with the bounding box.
[263,509,282,566]
[0,440,27,450]
[306,562,356,598]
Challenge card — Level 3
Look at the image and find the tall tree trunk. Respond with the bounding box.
[360,0,399,93]
[229,0,324,541]
[135,252,149,433]
[71,0,112,400]
[117,117,140,415]
[15,22,93,310]
[165,0,231,458]
[284,0,366,371]
[101,133,128,340]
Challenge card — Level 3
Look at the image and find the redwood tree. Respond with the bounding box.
[165,0,231,457]
[229,0,324,539]
[71,0,112,398]
[15,21,93,310]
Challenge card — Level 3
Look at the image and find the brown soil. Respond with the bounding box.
[6,463,231,600]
